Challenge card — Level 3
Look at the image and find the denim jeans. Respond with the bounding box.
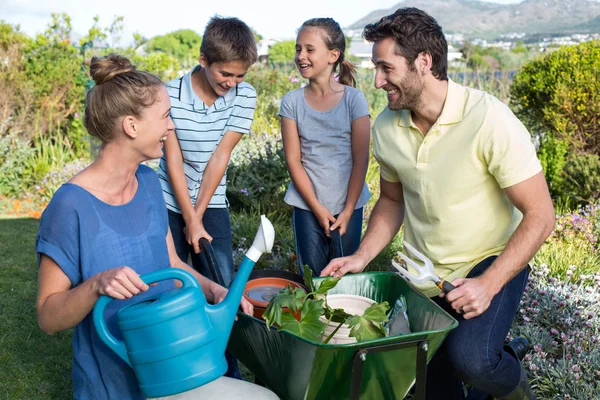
[424,256,529,399]
[168,208,234,286]
[167,208,241,380]
[292,207,363,276]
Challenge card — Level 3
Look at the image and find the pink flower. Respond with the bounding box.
[529,363,537,371]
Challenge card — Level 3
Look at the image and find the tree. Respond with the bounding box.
[145,29,202,68]
[268,40,295,65]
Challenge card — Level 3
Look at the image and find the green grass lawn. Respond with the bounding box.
[0,217,73,400]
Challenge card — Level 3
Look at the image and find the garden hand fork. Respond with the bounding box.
[391,241,456,294]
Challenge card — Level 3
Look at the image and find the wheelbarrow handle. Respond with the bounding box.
[199,237,226,287]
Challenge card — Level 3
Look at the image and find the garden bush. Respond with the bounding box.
[0,134,35,196]
[511,40,600,155]
[227,133,289,217]
[509,264,600,399]
[510,40,600,204]
[561,154,600,205]
[534,204,600,281]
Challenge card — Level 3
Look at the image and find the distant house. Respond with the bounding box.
[257,38,279,64]
[348,39,464,69]
[348,39,374,68]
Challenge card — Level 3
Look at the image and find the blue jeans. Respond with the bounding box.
[292,207,363,276]
[168,208,234,286]
[168,208,241,380]
[425,256,529,399]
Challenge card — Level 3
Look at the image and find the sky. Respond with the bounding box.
[2,0,524,42]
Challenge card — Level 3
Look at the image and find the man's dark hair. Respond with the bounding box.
[363,7,448,80]
[200,16,258,67]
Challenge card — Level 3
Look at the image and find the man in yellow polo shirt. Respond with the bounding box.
[321,7,555,400]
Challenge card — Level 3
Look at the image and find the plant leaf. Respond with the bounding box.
[262,285,306,329]
[302,265,315,293]
[346,301,390,342]
[324,306,352,323]
[314,276,340,300]
[279,298,326,342]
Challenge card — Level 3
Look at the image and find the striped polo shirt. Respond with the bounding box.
[157,66,257,213]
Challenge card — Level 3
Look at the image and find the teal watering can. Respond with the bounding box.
[93,215,274,398]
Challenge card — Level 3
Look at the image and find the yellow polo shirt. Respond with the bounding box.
[372,79,542,297]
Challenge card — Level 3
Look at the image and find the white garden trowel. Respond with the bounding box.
[391,241,456,294]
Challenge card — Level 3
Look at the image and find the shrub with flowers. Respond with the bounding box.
[227,133,289,217]
[37,159,90,202]
[534,205,600,282]
[509,263,600,399]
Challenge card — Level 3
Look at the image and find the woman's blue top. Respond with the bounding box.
[36,164,176,400]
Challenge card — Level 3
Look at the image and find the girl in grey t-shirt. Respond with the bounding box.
[279,18,371,276]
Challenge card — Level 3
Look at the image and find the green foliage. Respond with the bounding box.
[262,285,306,328]
[509,264,600,399]
[129,52,182,81]
[268,40,296,65]
[25,134,76,184]
[263,265,389,343]
[538,135,569,198]
[346,302,390,341]
[534,204,600,281]
[227,133,289,216]
[278,298,327,342]
[562,154,600,205]
[0,135,35,196]
[231,211,296,272]
[511,40,600,154]
[145,29,202,68]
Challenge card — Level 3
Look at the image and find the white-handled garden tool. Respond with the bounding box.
[392,241,456,294]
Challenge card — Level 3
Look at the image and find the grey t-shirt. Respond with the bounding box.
[279,86,371,215]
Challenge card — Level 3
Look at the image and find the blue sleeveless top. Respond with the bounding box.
[36,164,176,400]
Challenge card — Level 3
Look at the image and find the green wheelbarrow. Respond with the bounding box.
[228,272,458,400]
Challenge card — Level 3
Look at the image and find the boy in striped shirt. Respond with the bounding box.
[159,16,257,284]
[157,17,257,378]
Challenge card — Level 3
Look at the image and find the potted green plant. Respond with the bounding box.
[262,266,390,344]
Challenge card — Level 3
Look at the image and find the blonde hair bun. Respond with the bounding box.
[90,53,136,85]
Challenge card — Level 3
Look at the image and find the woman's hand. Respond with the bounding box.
[330,209,353,235]
[92,266,149,300]
[211,284,254,316]
[184,217,213,254]
[314,205,336,237]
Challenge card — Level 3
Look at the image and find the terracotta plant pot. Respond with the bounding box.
[243,270,309,320]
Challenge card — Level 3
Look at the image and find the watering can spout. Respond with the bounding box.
[208,215,274,344]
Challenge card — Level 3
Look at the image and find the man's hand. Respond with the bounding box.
[184,218,213,254]
[442,276,498,319]
[320,254,367,278]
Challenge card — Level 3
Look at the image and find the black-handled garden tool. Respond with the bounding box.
[199,237,226,287]
[392,241,456,293]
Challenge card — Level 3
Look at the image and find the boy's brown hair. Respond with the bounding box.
[200,16,258,67]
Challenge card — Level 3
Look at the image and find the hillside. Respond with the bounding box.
[347,0,600,38]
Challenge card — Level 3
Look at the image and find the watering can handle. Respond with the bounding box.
[199,238,226,287]
[93,268,199,366]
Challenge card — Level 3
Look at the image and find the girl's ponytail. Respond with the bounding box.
[338,58,357,87]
